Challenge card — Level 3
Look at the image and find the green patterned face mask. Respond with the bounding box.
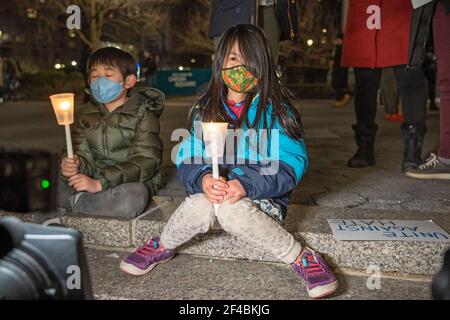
[221,65,258,93]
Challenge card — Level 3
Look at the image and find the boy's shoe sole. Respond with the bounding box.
[308,280,339,299]
[41,217,64,227]
[406,172,450,180]
[120,255,174,276]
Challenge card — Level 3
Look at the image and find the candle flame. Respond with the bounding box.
[60,101,70,111]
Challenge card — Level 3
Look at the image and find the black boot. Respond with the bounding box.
[347,124,378,168]
[401,123,426,172]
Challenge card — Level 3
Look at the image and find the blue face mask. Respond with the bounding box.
[90,77,124,104]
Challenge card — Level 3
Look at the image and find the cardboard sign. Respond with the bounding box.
[327,219,450,242]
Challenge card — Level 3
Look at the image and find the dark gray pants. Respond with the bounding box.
[354,65,427,127]
[380,67,399,115]
[57,180,150,218]
[258,5,281,65]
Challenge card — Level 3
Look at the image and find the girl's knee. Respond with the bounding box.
[216,198,253,230]
[176,194,215,229]
[183,193,214,214]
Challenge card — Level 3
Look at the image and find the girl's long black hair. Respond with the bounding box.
[188,24,304,140]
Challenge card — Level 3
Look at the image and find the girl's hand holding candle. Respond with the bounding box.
[222,179,246,204]
[201,122,228,211]
[202,174,228,203]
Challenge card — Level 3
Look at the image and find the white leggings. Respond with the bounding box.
[160,193,302,264]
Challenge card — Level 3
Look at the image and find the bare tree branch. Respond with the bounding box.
[175,0,213,55]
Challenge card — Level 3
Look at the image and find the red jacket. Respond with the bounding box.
[342,0,413,68]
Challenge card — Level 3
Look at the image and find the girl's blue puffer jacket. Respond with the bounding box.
[175,94,308,220]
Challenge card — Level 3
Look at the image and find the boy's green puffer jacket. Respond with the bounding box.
[67,86,165,195]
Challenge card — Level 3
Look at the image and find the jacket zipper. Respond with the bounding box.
[287,0,295,40]
[259,0,295,40]
[102,115,109,160]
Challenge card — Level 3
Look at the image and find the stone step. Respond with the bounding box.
[87,248,433,300]
[2,196,449,276]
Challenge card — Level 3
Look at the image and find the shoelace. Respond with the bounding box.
[136,238,159,257]
[293,248,329,279]
[419,153,439,170]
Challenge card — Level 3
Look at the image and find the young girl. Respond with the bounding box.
[120,24,338,299]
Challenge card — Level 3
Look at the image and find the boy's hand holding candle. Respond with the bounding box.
[61,155,80,178]
[68,174,102,193]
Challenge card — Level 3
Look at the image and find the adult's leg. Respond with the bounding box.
[354,68,382,125]
[332,68,348,102]
[424,69,437,109]
[259,5,281,65]
[216,198,301,264]
[347,68,381,168]
[73,182,150,218]
[434,4,450,159]
[160,193,215,250]
[334,83,343,101]
[380,67,399,115]
[405,5,450,179]
[394,65,427,171]
[394,65,427,127]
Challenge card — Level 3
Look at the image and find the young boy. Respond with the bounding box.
[57,47,164,218]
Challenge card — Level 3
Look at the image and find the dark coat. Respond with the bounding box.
[407,0,450,69]
[208,0,257,38]
[208,0,298,41]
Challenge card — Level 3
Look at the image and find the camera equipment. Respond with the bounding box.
[0,216,93,300]
[432,249,450,300]
[0,148,58,213]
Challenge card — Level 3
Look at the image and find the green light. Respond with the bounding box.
[41,179,50,190]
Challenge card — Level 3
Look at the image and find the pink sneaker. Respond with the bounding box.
[291,247,338,299]
[120,236,175,276]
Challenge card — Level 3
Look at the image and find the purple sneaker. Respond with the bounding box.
[120,236,175,276]
[291,247,338,299]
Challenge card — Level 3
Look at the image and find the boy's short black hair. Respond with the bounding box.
[87,47,137,78]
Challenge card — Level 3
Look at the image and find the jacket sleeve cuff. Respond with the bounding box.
[227,168,255,199]
[59,171,68,183]
[98,177,109,191]
[195,168,212,193]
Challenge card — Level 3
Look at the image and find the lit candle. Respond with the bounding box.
[202,122,228,215]
[49,93,75,159]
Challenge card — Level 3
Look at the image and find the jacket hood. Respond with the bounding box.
[86,85,165,118]
[123,86,165,118]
